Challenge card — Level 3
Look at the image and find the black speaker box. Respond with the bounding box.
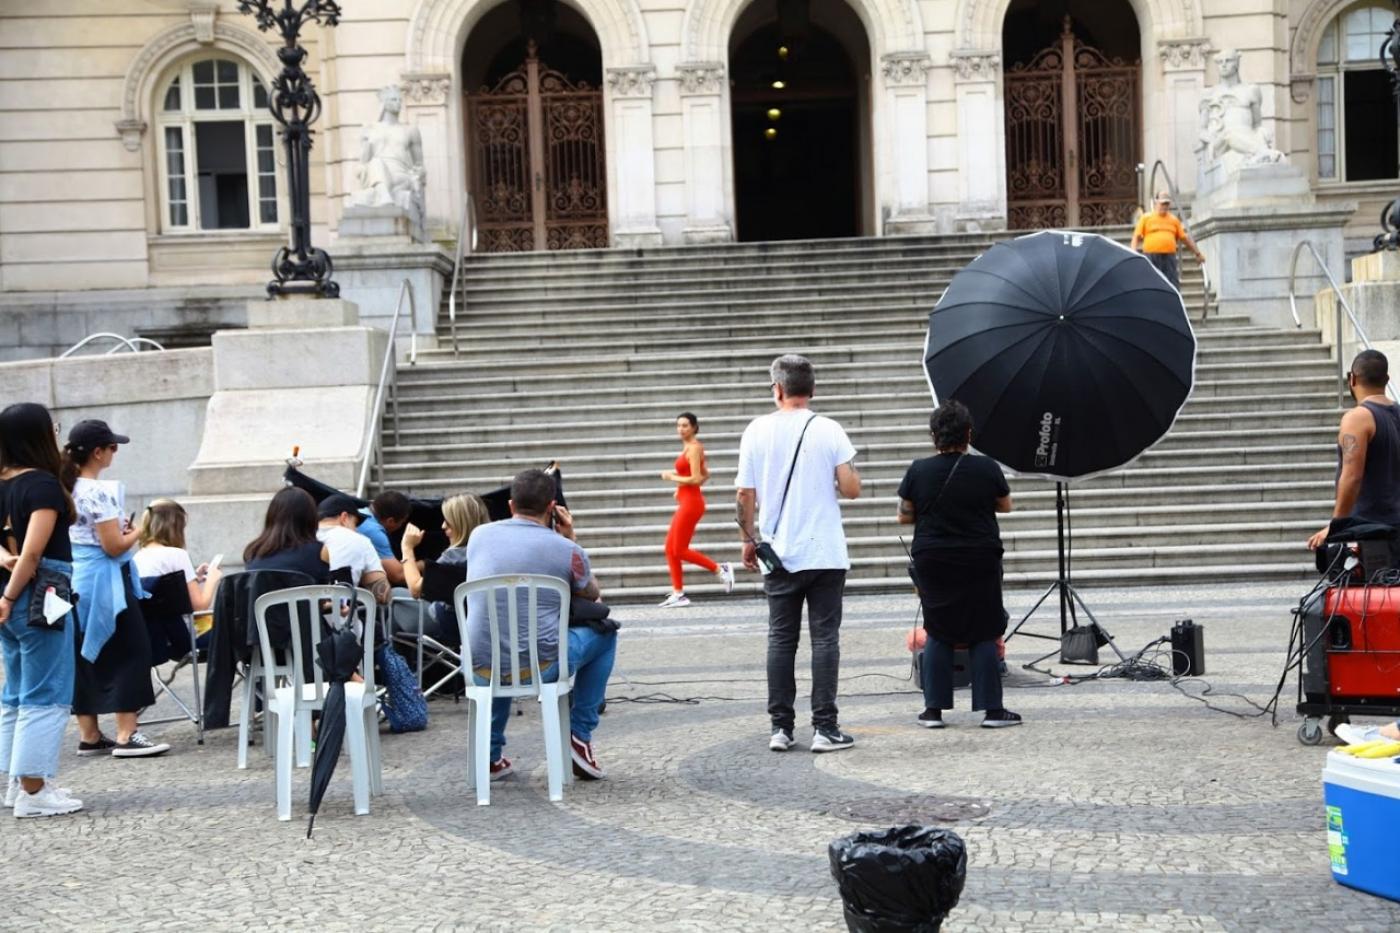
[1171,619,1205,676]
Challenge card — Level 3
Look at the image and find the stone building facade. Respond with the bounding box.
[0,0,1395,298]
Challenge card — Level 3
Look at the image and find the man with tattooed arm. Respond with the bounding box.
[1307,350,1400,551]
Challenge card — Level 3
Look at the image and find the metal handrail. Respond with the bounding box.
[445,194,478,359]
[59,333,166,359]
[356,279,413,497]
[1288,240,1394,405]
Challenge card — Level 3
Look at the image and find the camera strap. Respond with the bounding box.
[765,414,817,541]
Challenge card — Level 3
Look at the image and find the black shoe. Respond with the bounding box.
[981,709,1023,729]
[77,734,116,757]
[810,728,855,753]
[111,732,172,758]
[916,708,945,729]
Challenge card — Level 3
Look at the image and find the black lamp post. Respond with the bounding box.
[1376,4,1400,250]
[239,0,341,298]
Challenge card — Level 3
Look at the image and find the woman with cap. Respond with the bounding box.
[62,420,169,758]
[0,403,84,817]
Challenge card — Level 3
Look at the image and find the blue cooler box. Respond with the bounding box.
[1322,750,1400,902]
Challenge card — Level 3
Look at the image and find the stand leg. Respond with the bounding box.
[1006,581,1063,643]
[1065,584,1127,662]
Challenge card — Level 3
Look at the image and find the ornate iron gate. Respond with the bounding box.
[466,43,608,252]
[1005,18,1140,229]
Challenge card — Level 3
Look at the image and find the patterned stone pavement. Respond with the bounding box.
[4,581,1400,932]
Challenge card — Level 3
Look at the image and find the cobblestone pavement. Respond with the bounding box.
[4,581,1400,931]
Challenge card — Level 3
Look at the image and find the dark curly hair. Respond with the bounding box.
[929,401,973,451]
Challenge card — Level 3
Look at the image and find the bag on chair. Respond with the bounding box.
[375,642,428,733]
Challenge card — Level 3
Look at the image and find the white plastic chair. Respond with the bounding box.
[253,585,383,821]
[454,574,573,805]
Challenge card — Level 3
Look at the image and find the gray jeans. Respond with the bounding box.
[764,567,846,733]
[1145,251,1180,288]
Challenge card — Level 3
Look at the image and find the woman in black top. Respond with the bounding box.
[0,403,84,816]
[897,401,1021,728]
[243,488,330,580]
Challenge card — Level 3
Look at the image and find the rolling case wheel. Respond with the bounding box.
[1298,719,1325,746]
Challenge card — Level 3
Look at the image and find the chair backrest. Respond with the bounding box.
[252,585,377,707]
[140,569,196,666]
[453,574,571,696]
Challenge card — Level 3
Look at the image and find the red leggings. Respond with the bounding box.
[666,489,718,591]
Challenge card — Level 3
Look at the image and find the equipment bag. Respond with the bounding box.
[375,642,428,733]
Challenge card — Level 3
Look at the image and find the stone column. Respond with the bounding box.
[950,51,1004,231]
[1156,39,1211,202]
[401,72,455,240]
[605,66,664,248]
[880,53,935,235]
[677,63,732,243]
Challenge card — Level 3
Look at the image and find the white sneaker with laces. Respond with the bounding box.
[658,593,691,608]
[810,728,856,753]
[13,782,82,818]
[718,562,735,594]
[769,729,795,751]
[5,778,74,809]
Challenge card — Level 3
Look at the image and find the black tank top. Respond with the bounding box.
[1348,400,1400,526]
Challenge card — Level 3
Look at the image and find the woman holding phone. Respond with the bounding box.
[0,403,84,816]
[659,412,733,608]
[134,499,222,613]
[63,420,169,759]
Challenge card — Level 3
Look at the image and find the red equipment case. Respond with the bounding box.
[1296,585,1400,744]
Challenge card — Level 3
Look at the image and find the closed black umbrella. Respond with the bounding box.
[923,230,1195,482]
[306,586,366,838]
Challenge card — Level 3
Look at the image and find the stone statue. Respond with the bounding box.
[347,85,426,241]
[1197,49,1284,176]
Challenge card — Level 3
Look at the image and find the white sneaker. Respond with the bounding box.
[769,729,795,751]
[658,593,691,609]
[810,728,856,753]
[718,562,735,594]
[4,778,73,809]
[14,782,82,818]
[1335,723,1381,745]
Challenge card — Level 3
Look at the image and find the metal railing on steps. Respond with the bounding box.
[1289,239,1395,405]
[445,194,478,359]
[59,333,166,358]
[357,279,413,497]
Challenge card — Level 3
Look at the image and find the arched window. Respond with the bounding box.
[1316,4,1400,182]
[155,57,279,231]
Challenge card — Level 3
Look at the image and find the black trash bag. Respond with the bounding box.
[828,825,967,933]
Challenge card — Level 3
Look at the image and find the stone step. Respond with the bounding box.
[588,540,1311,593]
[575,500,1333,548]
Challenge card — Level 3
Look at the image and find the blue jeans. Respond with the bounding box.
[0,558,77,780]
[475,627,617,762]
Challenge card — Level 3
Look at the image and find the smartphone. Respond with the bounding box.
[207,553,224,574]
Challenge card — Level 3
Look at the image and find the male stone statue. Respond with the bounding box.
[1197,49,1284,175]
[347,84,426,241]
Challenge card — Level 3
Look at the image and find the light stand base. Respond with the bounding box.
[1006,580,1128,669]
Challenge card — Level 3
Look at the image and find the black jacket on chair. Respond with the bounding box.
[139,569,194,666]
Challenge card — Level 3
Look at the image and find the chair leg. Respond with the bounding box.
[237,670,254,770]
[472,700,492,807]
[539,692,565,802]
[295,709,312,769]
[345,708,371,817]
[275,706,294,822]
[559,695,574,788]
[464,701,476,793]
[367,705,383,796]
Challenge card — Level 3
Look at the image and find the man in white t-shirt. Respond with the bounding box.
[316,494,391,604]
[736,354,861,754]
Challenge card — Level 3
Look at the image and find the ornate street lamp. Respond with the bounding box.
[239,0,341,297]
[1375,3,1400,250]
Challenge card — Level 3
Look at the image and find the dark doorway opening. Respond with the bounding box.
[1344,69,1400,181]
[729,2,867,242]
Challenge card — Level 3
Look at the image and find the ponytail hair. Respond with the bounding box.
[59,441,96,492]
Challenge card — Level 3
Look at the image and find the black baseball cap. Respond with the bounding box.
[317,493,365,523]
[67,419,130,451]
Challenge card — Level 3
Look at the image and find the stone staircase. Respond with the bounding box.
[380,232,1331,600]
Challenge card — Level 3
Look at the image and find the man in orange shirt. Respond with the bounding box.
[1130,192,1205,289]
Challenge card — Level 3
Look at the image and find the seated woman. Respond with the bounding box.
[897,400,1021,729]
[242,487,330,581]
[134,499,222,612]
[399,493,490,645]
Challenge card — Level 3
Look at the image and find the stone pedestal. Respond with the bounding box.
[333,207,452,353]
[1191,163,1355,328]
[1315,251,1400,377]
[339,204,417,241]
[183,298,388,566]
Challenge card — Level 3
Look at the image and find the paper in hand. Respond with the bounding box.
[43,588,72,625]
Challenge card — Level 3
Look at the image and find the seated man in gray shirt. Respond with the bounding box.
[465,468,613,781]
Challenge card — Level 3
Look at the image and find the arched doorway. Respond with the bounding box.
[728,0,872,241]
[463,0,608,251]
[1002,1,1141,228]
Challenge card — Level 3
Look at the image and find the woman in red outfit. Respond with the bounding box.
[659,413,734,607]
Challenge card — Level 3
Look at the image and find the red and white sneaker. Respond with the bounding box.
[489,756,514,781]
[569,734,604,780]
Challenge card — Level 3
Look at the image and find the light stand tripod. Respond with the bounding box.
[1005,482,1127,668]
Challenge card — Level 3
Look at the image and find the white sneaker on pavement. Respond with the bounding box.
[1334,723,1381,745]
[658,593,691,609]
[718,562,735,594]
[5,778,74,809]
[13,782,82,818]
[769,729,795,751]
